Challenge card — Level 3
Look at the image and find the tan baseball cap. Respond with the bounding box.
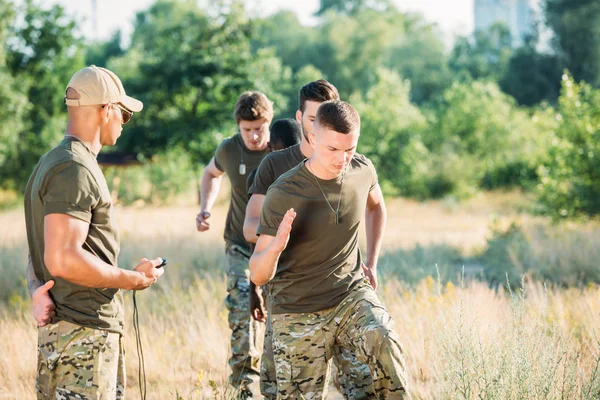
[65,65,143,112]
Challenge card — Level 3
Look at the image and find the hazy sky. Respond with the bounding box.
[41,0,474,44]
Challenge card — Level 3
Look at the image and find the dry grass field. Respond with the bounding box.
[1,191,599,399]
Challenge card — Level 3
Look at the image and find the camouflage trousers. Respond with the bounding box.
[36,320,125,399]
[261,292,375,399]
[271,280,410,399]
[225,245,265,398]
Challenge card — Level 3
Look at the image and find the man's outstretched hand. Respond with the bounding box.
[271,209,296,254]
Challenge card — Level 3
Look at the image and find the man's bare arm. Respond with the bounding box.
[197,157,225,232]
[364,184,387,290]
[44,214,163,290]
[243,194,265,243]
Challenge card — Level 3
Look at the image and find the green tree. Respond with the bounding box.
[252,11,316,73]
[85,30,125,66]
[315,0,391,16]
[537,73,600,218]
[449,23,513,82]
[109,0,291,163]
[545,0,600,87]
[385,14,451,104]
[0,0,28,188]
[500,31,562,106]
[257,7,449,103]
[3,0,85,190]
[429,80,549,196]
[351,68,431,197]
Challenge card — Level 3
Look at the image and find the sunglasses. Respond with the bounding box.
[103,103,133,124]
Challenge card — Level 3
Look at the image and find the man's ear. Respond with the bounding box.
[295,110,302,124]
[307,132,316,147]
[100,104,110,123]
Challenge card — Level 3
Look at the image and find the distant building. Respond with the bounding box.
[474,0,538,47]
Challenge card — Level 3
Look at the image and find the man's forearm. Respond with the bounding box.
[249,245,281,286]
[243,195,265,243]
[26,255,43,297]
[244,216,259,243]
[200,170,223,213]
[45,248,141,290]
[365,204,386,269]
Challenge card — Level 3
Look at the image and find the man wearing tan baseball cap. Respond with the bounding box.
[24,65,164,399]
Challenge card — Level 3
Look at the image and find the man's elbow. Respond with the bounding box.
[243,222,256,243]
[249,264,269,286]
[251,275,269,286]
[367,202,386,217]
[44,250,67,278]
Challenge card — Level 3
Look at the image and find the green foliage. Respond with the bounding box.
[2,0,85,190]
[315,0,392,16]
[537,73,600,219]
[109,0,291,165]
[428,80,552,197]
[2,0,600,213]
[351,68,433,198]
[386,15,451,104]
[545,0,600,87]
[103,147,198,205]
[256,7,449,103]
[449,23,513,82]
[499,31,562,106]
[0,28,27,187]
[85,30,125,66]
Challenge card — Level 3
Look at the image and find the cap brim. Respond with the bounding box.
[120,95,143,112]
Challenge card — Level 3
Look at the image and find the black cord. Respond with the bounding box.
[133,291,147,400]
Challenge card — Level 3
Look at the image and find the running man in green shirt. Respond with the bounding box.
[250,100,409,399]
[195,91,273,398]
[245,80,380,399]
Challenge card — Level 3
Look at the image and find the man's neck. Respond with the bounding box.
[64,128,101,156]
[306,158,339,180]
[300,136,313,158]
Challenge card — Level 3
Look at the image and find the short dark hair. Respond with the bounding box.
[270,118,302,148]
[298,80,340,113]
[315,100,360,134]
[233,91,274,124]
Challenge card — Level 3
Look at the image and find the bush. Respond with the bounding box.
[102,147,198,205]
[537,73,600,219]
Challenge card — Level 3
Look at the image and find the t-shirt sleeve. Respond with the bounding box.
[213,139,229,172]
[249,156,275,196]
[42,162,101,223]
[367,157,379,192]
[257,186,287,237]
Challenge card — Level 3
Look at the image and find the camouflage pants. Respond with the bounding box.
[36,320,125,399]
[225,245,265,398]
[261,296,374,399]
[271,280,410,399]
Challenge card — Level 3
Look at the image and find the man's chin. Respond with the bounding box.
[101,137,119,147]
[247,143,267,151]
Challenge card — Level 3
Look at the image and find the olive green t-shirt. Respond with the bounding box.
[257,154,378,314]
[24,136,123,335]
[214,133,269,251]
[248,143,305,196]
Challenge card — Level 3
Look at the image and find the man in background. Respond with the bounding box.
[195,91,273,397]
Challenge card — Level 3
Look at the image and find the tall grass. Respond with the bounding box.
[1,193,600,399]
